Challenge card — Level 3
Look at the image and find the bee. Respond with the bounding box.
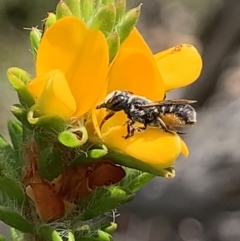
[96,90,197,139]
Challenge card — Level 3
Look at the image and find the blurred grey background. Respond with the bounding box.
[1,0,240,240]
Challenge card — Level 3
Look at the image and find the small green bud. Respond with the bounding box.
[101,222,118,234]
[64,0,81,17]
[27,109,66,133]
[30,27,42,58]
[45,13,57,29]
[97,230,113,241]
[56,0,73,20]
[80,0,93,22]
[88,145,108,158]
[107,32,120,62]
[38,148,63,181]
[7,67,31,84]
[38,225,63,241]
[68,231,75,241]
[90,4,116,35]
[10,104,32,129]
[115,0,126,23]
[0,206,34,233]
[118,3,142,43]
[58,127,88,147]
[7,68,35,107]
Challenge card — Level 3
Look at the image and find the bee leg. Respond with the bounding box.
[168,127,186,135]
[99,111,115,130]
[123,120,135,139]
[156,117,175,134]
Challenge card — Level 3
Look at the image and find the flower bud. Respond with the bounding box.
[64,0,81,17]
[11,104,31,128]
[30,27,42,58]
[7,68,35,107]
[118,3,142,43]
[101,222,118,234]
[56,0,73,20]
[115,0,126,23]
[97,230,113,241]
[44,13,57,31]
[80,0,93,22]
[90,4,116,35]
[107,32,120,62]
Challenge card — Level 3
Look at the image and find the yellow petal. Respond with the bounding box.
[36,17,87,76]
[68,29,109,116]
[108,48,165,100]
[35,71,76,119]
[181,139,189,157]
[27,70,60,98]
[121,28,152,56]
[37,16,109,116]
[154,44,202,91]
[102,126,182,169]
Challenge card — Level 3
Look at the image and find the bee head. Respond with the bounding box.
[96,90,132,111]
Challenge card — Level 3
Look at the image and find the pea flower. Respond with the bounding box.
[94,29,202,170]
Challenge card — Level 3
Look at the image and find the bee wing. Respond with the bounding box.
[139,99,197,108]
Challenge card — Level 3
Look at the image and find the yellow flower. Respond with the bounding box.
[27,16,109,119]
[94,29,202,170]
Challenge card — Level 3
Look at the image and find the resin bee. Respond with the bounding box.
[96,90,197,139]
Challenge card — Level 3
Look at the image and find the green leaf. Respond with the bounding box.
[120,169,155,193]
[38,225,63,241]
[0,176,24,207]
[64,0,81,17]
[56,0,73,19]
[0,206,34,233]
[8,120,22,151]
[7,120,23,170]
[38,148,63,181]
[118,3,142,43]
[0,235,7,241]
[58,127,88,148]
[0,135,18,177]
[105,150,176,177]
[107,32,120,63]
[90,4,116,35]
[80,186,134,220]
